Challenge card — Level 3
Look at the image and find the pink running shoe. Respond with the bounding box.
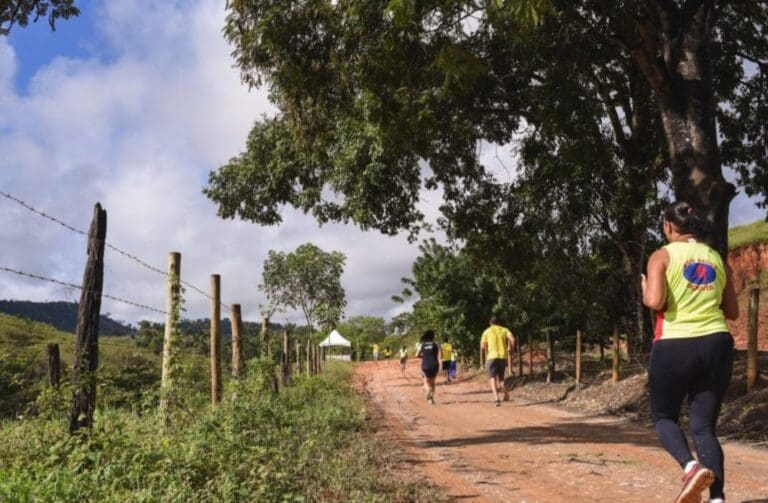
[675,462,715,503]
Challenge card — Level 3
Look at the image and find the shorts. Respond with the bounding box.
[442,361,451,371]
[400,357,407,364]
[485,358,507,379]
[422,366,439,378]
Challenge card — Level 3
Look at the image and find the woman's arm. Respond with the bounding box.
[721,264,739,320]
[642,248,669,311]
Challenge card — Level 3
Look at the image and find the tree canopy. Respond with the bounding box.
[1,0,79,35]
[207,0,767,255]
[260,243,347,337]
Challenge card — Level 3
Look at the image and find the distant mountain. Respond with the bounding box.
[0,300,134,336]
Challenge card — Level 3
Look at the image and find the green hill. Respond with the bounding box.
[729,219,768,249]
[0,313,161,418]
[0,300,133,335]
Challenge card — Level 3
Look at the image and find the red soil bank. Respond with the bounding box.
[726,242,768,350]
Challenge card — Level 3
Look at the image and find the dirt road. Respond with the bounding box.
[357,361,768,503]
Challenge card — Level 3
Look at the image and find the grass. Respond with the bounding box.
[729,219,768,249]
[0,313,164,418]
[0,313,442,502]
[0,359,442,502]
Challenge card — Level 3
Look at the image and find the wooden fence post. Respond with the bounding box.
[307,339,312,375]
[516,333,523,377]
[282,329,290,385]
[160,252,181,420]
[527,332,533,376]
[231,304,244,378]
[575,329,582,391]
[545,330,554,384]
[612,324,620,383]
[747,288,760,392]
[260,317,270,358]
[296,341,302,375]
[47,343,60,388]
[210,274,222,409]
[480,339,485,370]
[70,203,106,434]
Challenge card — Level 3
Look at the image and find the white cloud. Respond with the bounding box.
[0,0,427,326]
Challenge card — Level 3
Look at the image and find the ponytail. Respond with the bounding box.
[664,201,710,239]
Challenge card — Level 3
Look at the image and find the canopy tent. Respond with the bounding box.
[319,329,352,361]
[319,329,351,347]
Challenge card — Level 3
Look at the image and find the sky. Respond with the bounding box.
[0,0,764,327]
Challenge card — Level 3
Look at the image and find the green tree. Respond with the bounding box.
[336,315,387,360]
[1,0,79,35]
[397,239,500,359]
[260,243,347,341]
[207,0,767,256]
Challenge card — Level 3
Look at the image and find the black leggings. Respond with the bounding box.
[649,332,733,499]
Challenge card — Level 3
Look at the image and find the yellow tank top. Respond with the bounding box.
[654,241,729,341]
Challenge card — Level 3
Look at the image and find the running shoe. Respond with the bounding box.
[675,462,715,503]
[494,400,501,407]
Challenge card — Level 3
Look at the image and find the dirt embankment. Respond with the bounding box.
[727,242,768,350]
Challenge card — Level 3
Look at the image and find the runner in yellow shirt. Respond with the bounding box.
[372,343,380,365]
[480,315,516,406]
[440,341,453,383]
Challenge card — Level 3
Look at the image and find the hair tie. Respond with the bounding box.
[687,207,694,215]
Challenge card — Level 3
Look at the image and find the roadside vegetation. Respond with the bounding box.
[0,314,441,502]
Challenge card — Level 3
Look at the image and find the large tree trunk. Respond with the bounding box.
[633,1,735,255]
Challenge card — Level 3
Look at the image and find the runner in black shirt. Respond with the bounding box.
[417,330,442,404]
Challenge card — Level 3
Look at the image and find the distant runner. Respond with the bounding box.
[372,343,380,364]
[642,201,739,503]
[417,330,442,404]
[440,340,453,383]
[449,349,458,381]
[480,315,516,406]
[384,347,392,365]
[399,346,407,372]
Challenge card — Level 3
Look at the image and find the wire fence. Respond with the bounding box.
[0,266,169,316]
[1,190,233,312]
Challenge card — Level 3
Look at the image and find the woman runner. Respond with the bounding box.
[417,330,442,404]
[642,201,739,503]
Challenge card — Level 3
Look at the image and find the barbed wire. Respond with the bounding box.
[0,265,168,315]
[2,190,234,310]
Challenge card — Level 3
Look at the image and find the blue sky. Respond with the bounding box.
[0,1,764,325]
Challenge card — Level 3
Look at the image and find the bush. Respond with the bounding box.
[0,360,441,502]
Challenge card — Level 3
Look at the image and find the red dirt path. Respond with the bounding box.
[356,360,768,503]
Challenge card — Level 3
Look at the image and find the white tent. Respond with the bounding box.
[319,329,351,347]
[319,329,352,361]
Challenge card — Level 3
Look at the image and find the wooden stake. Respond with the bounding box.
[282,329,290,385]
[210,274,222,409]
[575,329,582,391]
[70,203,106,433]
[295,341,302,375]
[306,338,312,375]
[231,304,244,378]
[528,332,533,376]
[47,343,60,388]
[545,330,553,384]
[479,339,484,370]
[747,288,760,392]
[160,252,181,418]
[260,317,270,358]
[516,333,523,377]
[612,324,620,383]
